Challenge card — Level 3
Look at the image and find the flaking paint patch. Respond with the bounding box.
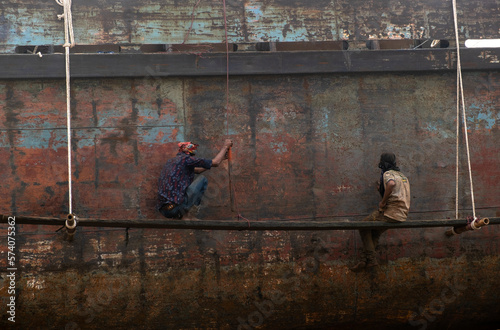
[243,1,339,41]
[33,240,56,253]
[139,126,181,145]
[3,11,60,46]
[479,51,500,64]
[2,0,500,48]
[0,132,9,147]
[1,129,68,150]
[468,103,498,130]
[422,122,453,138]
[245,3,264,23]
[386,24,413,39]
[26,277,45,290]
[269,141,288,153]
[332,184,353,194]
[317,108,329,135]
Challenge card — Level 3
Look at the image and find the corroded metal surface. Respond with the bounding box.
[0,70,499,327]
[2,49,500,79]
[0,226,499,328]
[0,72,499,220]
[1,0,500,52]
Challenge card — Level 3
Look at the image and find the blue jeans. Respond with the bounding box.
[160,176,208,219]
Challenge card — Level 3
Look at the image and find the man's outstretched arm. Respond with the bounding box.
[194,139,233,173]
[211,139,233,167]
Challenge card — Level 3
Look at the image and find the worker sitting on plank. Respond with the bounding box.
[351,152,411,272]
[157,139,233,220]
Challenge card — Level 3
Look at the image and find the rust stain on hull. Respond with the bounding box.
[0,227,499,328]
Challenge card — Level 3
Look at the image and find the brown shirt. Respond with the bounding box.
[383,170,410,221]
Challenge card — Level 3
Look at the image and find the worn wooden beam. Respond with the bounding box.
[2,214,499,231]
[1,48,500,79]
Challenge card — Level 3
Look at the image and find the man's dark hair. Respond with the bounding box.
[378,153,400,197]
[378,153,400,172]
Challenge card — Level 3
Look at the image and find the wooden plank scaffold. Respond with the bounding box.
[1,214,497,231]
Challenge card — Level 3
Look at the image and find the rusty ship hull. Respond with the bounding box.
[0,0,499,328]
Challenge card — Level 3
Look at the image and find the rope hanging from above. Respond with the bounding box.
[55,0,75,214]
[451,0,476,220]
[222,0,250,226]
[56,0,75,48]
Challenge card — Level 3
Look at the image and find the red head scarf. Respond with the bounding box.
[178,142,198,155]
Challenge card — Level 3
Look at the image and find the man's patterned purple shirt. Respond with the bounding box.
[157,153,212,210]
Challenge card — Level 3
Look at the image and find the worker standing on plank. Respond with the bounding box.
[351,152,411,272]
[157,139,233,220]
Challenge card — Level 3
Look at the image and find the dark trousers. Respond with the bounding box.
[359,210,401,254]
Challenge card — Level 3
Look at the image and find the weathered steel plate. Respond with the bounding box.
[1,0,500,52]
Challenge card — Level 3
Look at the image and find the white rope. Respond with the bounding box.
[56,0,75,48]
[452,0,476,219]
[470,219,481,230]
[56,0,75,214]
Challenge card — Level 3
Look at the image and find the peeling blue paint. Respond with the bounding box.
[139,126,182,145]
[243,1,340,42]
[245,3,264,23]
[316,107,329,136]
[6,120,62,130]
[386,24,412,39]
[259,106,279,133]
[477,112,497,129]
[0,132,9,147]
[468,103,498,129]
[3,11,63,46]
[226,127,239,136]
[135,24,178,43]
[1,0,498,48]
[467,106,498,130]
[0,129,67,150]
[0,126,184,150]
[422,122,453,138]
[75,137,96,149]
[97,109,125,127]
[136,107,178,127]
[270,141,288,153]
